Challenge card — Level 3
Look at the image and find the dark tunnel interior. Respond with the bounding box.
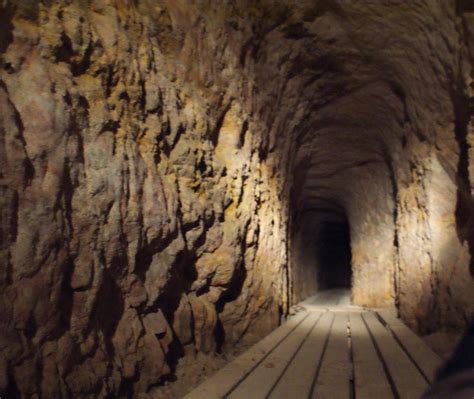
[317,219,352,289]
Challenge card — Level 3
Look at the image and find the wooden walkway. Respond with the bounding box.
[185,289,443,399]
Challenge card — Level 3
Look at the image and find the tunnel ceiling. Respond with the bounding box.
[267,1,461,220]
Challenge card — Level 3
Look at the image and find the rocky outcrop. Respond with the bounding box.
[1,1,474,397]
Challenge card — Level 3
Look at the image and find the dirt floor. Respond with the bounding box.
[151,343,254,399]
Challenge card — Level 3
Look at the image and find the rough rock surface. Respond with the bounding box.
[290,0,474,334]
[1,1,474,397]
[0,2,296,397]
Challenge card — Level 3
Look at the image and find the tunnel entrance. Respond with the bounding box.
[317,219,352,289]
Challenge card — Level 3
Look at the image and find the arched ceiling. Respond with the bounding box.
[247,0,462,225]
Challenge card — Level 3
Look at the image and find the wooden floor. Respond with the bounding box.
[185,289,443,399]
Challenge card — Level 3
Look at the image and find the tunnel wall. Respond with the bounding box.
[290,216,321,304]
[0,2,301,397]
[348,166,396,308]
[390,4,474,333]
[395,133,474,332]
[289,0,474,334]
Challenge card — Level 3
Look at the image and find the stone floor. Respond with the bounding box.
[185,289,443,399]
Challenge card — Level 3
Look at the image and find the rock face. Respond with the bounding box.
[290,0,474,333]
[0,1,473,397]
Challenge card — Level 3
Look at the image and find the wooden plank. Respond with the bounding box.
[228,311,322,399]
[349,312,394,399]
[325,289,346,306]
[338,290,351,307]
[377,309,443,383]
[322,290,340,306]
[307,292,327,306]
[301,290,355,313]
[269,312,334,398]
[312,312,351,399]
[183,311,308,399]
[311,289,342,307]
[314,290,334,306]
[362,312,429,399]
[300,295,318,307]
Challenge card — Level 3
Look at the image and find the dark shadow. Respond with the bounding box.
[0,3,14,55]
[317,219,352,289]
[95,266,125,359]
[452,93,474,277]
[423,319,474,398]
[3,366,21,399]
[214,260,247,353]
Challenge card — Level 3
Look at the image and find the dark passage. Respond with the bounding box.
[317,219,352,289]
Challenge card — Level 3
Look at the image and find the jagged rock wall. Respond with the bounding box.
[0,2,301,397]
[387,1,474,332]
[290,0,474,333]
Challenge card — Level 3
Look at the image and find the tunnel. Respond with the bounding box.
[317,219,352,289]
[1,1,474,398]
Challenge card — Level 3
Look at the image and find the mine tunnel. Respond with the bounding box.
[1,1,474,398]
[317,219,352,289]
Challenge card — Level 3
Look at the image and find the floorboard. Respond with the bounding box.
[377,309,443,383]
[183,312,308,399]
[362,311,429,399]
[228,312,322,398]
[269,312,334,398]
[186,291,440,399]
[311,312,351,399]
[350,312,394,399]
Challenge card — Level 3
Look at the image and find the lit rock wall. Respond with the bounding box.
[0,2,297,397]
[394,121,474,332]
[289,0,474,333]
[388,2,474,332]
[347,165,396,308]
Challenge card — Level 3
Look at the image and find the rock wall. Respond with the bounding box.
[290,216,322,303]
[0,2,299,397]
[290,0,474,333]
[387,1,474,332]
